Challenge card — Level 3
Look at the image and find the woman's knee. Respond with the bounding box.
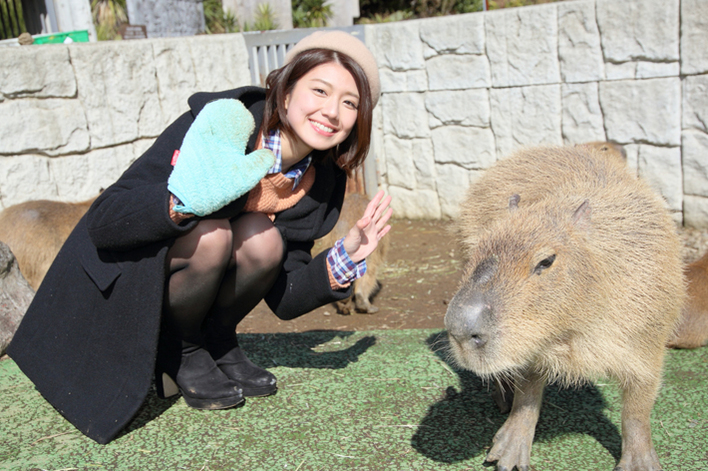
[231,213,284,273]
[168,218,233,272]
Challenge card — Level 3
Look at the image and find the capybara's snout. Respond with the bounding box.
[445,287,493,348]
[445,256,499,350]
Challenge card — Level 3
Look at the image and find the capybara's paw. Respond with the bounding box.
[334,299,354,315]
[614,452,663,471]
[485,423,533,471]
[354,293,379,314]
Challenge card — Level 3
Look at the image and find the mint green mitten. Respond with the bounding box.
[167,99,275,217]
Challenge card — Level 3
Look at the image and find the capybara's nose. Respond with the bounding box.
[445,289,492,348]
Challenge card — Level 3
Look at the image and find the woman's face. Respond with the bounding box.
[284,62,360,156]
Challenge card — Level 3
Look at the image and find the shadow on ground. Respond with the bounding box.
[412,331,622,465]
[118,330,377,438]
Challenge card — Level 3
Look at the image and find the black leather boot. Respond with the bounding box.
[204,321,277,397]
[155,329,245,409]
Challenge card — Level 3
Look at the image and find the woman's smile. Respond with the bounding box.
[310,119,336,135]
[281,61,359,165]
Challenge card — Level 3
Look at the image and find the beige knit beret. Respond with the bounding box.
[284,30,381,107]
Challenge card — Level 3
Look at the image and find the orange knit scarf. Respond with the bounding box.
[243,166,316,218]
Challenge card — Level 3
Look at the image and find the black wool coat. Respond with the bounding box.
[7,86,352,444]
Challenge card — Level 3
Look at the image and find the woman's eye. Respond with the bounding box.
[344,100,359,110]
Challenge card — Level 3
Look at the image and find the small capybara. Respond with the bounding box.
[577,141,627,163]
[0,197,96,291]
[445,145,684,471]
[313,192,389,314]
[667,251,708,349]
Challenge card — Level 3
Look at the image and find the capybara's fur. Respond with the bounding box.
[445,146,684,471]
[0,198,96,291]
[313,192,389,314]
[667,251,708,348]
[577,141,627,163]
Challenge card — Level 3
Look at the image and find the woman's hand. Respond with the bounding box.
[342,190,393,264]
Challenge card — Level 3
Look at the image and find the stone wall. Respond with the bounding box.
[125,0,207,38]
[1,0,706,227]
[0,34,251,205]
[367,0,708,226]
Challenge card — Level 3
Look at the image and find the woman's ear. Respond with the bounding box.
[284,94,290,111]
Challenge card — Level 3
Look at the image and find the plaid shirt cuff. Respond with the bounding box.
[326,237,367,285]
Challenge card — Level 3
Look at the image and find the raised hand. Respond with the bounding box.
[342,190,393,264]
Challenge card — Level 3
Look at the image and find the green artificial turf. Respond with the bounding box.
[0,329,706,470]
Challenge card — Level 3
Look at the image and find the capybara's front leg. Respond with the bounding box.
[485,371,546,471]
[615,377,663,471]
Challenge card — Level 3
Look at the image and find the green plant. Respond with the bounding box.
[204,0,239,34]
[292,0,332,28]
[91,0,127,41]
[0,0,27,40]
[488,0,564,9]
[356,10,414,24]
[250,2,279,31]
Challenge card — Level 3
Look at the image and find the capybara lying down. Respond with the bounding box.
[577,141,627,163]
[667,251,708,349]
[314,192,389,314]
[0,197,96,291]
[445,145,685,471]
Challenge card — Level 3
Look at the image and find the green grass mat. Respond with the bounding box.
[1,329,706,470]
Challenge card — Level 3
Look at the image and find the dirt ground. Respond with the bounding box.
[239,218,708,335]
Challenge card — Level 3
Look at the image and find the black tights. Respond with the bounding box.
[163,213,284,345]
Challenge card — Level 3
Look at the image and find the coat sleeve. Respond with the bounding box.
[264,240,352,320]
[85,112,200,251]
[263,165,352,320]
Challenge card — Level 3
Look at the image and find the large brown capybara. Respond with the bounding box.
[0,197,97,291]
[666,251,708,349]
[313,192,389,314]
[445,145,685,471]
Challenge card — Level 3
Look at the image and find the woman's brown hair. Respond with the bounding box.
[261,48,373,175]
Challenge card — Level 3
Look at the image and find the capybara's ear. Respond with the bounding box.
[572,199,592,227]
[508,194,520,212]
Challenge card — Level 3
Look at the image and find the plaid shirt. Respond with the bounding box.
[262,129,311,189]
[328,237,367,285]
[261,129,366,285]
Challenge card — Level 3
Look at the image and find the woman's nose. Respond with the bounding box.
[320,98,339,121]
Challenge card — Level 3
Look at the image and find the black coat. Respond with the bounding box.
[7,87,351,444]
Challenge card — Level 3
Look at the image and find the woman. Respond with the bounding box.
[8,30,391,444]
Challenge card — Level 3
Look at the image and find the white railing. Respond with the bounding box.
[243,25,365,86]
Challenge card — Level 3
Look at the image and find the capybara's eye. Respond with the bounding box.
[534,254,556,275]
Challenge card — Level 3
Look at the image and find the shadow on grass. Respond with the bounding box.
[238,330,376,370]
[120,330,375,438]
[411,331,622,465]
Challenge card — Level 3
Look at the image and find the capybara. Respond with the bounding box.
[313,192,389,314]
[445,145,684,471]
[577,141,627,163]
[0,197,96,291]
[666,251,708,349]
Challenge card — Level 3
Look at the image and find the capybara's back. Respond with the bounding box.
[0,198,96,291]
[314,192,389,314]
[446,145,684,471]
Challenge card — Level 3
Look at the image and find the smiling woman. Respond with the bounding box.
[283,63,360,163]
[8,30,391,444]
